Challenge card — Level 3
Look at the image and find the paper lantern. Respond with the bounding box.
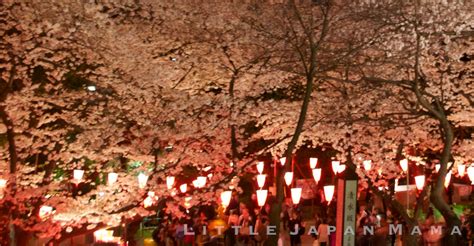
[256,189,268,207]
[324,185,335,203]
[338,164,346,173]
[363,160,372,171]
[39,205,54,219]
[309,158,318,169]
[192,179,199,188]
[257,174,266,188]
[467,166,474,185]
[184,196,192,209]
[414,175,425,191]
[312,168,321,183]
[444,171,452,188]
[180,184,187,193]
[197,176,207,188]
[280,157,287,166]
[435,164,440,172]
[457,164,466,177]
[73,169,84,182]
[400,159,408,172]
[94,229,114,243]
[220,190,232,208]
[87,85,96,92]
[331,161,340,174]
[143,196,154,208]
[256,161,264,174]
[0,179,6,189]
[138,173,149,189]
[291,188,302,204]
[107,173,118,185]
[166,176,175,189]
[284,172,293,186]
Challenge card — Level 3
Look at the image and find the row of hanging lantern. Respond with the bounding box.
[70,169,120,186]
[311,158,335,203]
[253,157,336,207]
[76,170,206,192]
[361,158,474,191]
[255,161,269,207]
[63,158,474,213]
[280,158,303,205]
[398,159,474,190]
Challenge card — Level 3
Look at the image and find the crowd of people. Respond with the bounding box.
[149,191,472,246]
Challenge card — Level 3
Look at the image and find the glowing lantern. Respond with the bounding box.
[73,169,84,182]
[363,160,372,171]
[435,164,440,172]
[400,159,408,172]
[184,196,192,209]
[257,174,266,188]
[166,176,175,189]
[312,168,321,183]
[192,179,199,187]
[0,179,5,199]
[230,162,234,167]
[414,175,425,191]
[256,161,264,174]
[220,190,232,208]
[170,189,177,197]
[39,205,54,219]
[180,184,187,193]
[0,179,6,189]
[256,189,268,207]
[457,164,466,177]
[309,158,318,169]
[291,188,302,204]
[94,229,114,242]
[324,185,335,203]
[280,157,287,166]
[138,173,148,189]
[107,172,118,185]
[467,166,474,185]
[197,176,207,188]
[284,172,293,186]
[143,196,154,208]
[331,161,340,174]
[444,171,452,188]
[377,168,382,176]
[338,164,346,173]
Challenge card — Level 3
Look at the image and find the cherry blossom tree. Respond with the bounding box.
[0,1,297,244]
[320,0,473,244]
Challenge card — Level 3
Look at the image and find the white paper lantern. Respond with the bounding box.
[138,173,148,189]
[107,173,118,185]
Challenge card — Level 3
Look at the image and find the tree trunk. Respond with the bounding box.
[0,107,17,246]
[430,120,461,244]
[268,66,315,246]
[0,107,17,173]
